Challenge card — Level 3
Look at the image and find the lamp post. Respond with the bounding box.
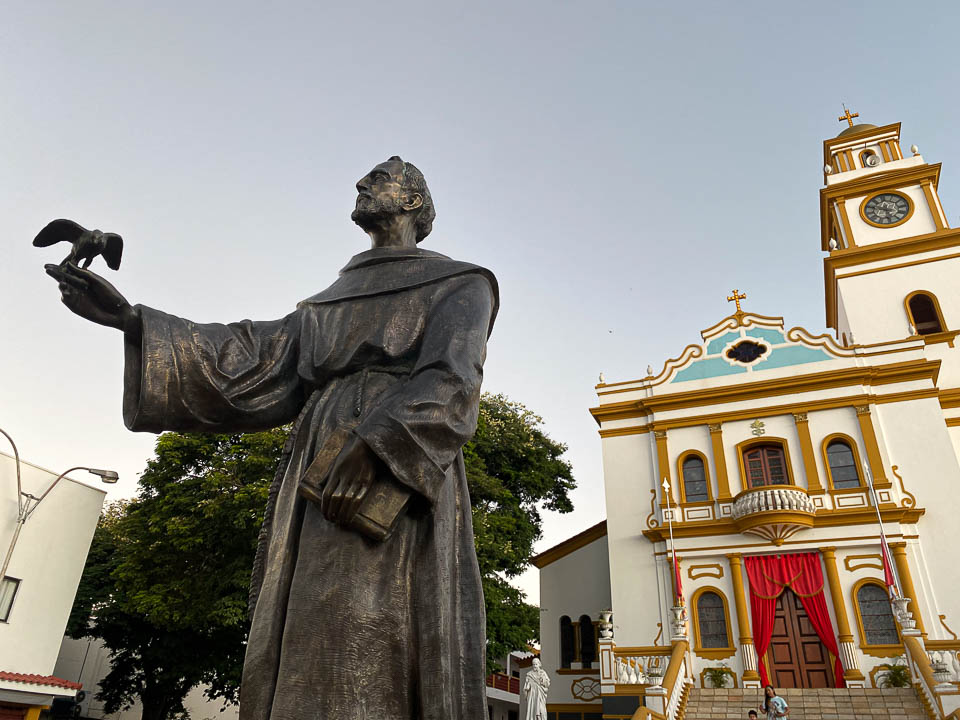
[1,429,118,587]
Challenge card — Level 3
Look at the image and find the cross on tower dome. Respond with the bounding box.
[838,106,860,128]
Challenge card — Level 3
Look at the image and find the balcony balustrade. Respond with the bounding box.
[730,485,815,544]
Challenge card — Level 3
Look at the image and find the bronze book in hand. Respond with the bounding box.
[298,427,410,542]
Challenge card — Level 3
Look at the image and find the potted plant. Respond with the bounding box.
[878,663,911,688]
[704,664,730,688]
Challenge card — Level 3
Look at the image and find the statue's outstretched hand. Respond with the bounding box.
[45,262,138,333]
[322,435,377,526]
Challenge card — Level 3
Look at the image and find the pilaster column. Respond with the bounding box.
[855,405,890,487]
[655,429,676,505]
[793,412,824,494]
[890,542,927,637]
[820,547,865,682]
[921,180,947,230]
[727,553,760,684]
[709,423,732,500]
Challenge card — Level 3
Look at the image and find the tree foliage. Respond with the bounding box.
[464,393,575,663]
[68,429,287,720]
[69,392,574,718]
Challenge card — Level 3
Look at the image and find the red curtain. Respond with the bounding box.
[744,552,846,688]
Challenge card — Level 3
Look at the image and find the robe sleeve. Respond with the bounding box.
[122,305,305,433]
[355,273,495,504]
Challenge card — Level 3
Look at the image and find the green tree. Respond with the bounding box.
[464,393,576,664]
[68,429,288,720]
[69,392,574,718]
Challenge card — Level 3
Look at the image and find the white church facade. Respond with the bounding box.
[534,115,960,720]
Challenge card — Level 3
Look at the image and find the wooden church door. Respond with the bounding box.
[768,588,835,688]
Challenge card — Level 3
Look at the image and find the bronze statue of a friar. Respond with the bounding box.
[43,156,498,720]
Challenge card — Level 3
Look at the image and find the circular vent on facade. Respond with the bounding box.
[726,340,768,364]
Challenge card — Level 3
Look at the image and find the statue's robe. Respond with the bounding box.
[121,247,498,720]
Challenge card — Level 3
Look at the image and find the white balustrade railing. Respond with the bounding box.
[614,655,668,685]
[731,487,815,519]
[663,659,688,720]
[928,650,960,683]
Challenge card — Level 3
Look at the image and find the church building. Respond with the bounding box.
[534,114,960,720]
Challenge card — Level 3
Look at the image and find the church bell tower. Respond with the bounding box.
[821,110,957,348]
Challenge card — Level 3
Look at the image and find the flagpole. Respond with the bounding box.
[662,477,681,605]
[864,461,901,597]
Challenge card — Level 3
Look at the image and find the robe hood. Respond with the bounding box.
[299,247,499,333]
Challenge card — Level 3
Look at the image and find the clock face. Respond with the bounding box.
[863,193,910,226]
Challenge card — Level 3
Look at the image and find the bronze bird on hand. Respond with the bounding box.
[33,219,123,270]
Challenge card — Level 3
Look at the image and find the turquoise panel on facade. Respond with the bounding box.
[706,332,741,354]
[754,345,832,370]
[746,327,786,346]
[672,357,748,382]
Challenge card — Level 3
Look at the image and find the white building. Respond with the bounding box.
[0,451,106,720]
[536,115,960,720]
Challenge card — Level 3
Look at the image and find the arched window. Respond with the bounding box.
[578,614,596,668]
[906,292,945,335]
[825,439,861,489]
[692,588,734,658]
[743,444,788,488]
[681,454,709,503]
[855,582,899,646]
[560,616,575,668]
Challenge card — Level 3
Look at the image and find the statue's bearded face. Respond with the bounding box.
[351,160,406,230]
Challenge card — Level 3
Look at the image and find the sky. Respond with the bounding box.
[2,0,959,604]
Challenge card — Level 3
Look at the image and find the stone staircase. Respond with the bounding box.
[682,687,928,720]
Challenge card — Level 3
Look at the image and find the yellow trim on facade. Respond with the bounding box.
[599,423,652,438]
[709,423,732,500]
[890,542,927,637]
[855,406,890,487]
[823,226,960,329]
[851,577,904,656]
[904,289,949,334]
[652,531,915,557]
[858,189,916,229]
[595,389,939,437]
[794,412,824,494]
[687,563,724,580]
[820,432,866,492]
[642,505,924,542]
[837,198,856,248]
[819,160,940,250]
[590,359,940,426]
[921,180,946,231]
[656,430,675,505]
[726,554,756,648]
[821,547,854,640]
[844,554,883,572]
[691,586,736,660]
[879,142,893,163]
[677,449,713,504]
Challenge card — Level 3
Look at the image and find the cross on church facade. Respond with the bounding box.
[727,289,746,314]
[838,107,859,128]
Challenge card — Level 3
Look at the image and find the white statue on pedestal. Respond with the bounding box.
[523,658,550,720]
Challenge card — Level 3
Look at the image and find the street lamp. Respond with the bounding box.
[1,429,119,589]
